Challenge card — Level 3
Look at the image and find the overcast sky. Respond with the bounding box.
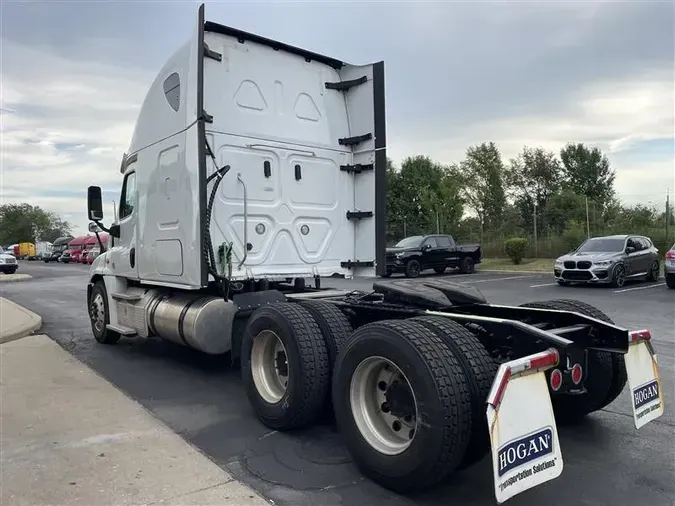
[1,0,673,236]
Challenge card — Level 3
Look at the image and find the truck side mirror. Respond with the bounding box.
[88,222,101,233]
[88,186,104,221]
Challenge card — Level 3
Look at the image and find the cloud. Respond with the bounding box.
[1,1,673,236]
[1,37,154,233]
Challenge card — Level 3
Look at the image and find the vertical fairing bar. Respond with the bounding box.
[373,61,387,277]
[196,3,208,287]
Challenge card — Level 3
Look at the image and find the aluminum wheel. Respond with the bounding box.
[350,356,418,456]
[250,330,289,404]
[614,265,626,287]
[90,293,106,333]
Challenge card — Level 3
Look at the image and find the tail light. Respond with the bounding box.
[549,369,563,391]
[571,363,583,385]
[666,251,675,259]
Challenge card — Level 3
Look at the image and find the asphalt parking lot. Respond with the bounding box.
[3,261,674,506]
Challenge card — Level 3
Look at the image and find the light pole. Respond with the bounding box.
[533,200,538,257]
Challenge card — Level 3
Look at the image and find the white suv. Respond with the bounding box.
[0,246,18,275]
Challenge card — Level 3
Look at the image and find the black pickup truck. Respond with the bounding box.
[384,234,482,278]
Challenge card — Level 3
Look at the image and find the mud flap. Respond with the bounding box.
[486,349,564,504]
[625,330,664,429]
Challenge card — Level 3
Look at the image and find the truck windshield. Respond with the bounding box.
[577,238,625,253]
[395,236,424,248]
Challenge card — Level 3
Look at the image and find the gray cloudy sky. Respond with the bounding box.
[1,0,673,236]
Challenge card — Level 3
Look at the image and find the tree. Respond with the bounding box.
[542,190,587,234]
[560,143,616,208]
[386,156,464,240]
[457,142,506,241]
[0,204,72,244]
[505,146,562,230]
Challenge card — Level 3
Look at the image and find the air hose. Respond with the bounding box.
[203,137,232,299]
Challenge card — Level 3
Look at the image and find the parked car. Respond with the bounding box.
[554,234,660,288]
[384,234,481,278]
[59,251,73,263]
[665,243,675,289]
[0,246,18,274]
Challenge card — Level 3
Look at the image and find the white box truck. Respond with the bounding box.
[35,241,53,260]
[84,5,664,503]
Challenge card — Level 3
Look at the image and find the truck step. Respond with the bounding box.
[106,324,137,336]
[111,292,142,302]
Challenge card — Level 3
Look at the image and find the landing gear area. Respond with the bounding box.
[86,278,664,503]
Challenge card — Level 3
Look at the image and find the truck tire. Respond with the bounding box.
[88,280,120,345]
[332,319,471,493]
[297,300,352,370]
[459,257,475,274]
[410,315,497,468]
[404,259,421,278]
[241,303,330,431]
[519,299,627,422]
[550,299,627,409]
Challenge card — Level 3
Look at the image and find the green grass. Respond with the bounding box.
[478,258,554,272]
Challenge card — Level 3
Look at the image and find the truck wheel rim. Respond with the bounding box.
[90,293,105,333]
[251,330,289,404]
[349,356,418,455]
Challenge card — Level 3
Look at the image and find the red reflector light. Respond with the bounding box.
[571,363,583,385]
[630,329,651,342]
[530,349,559,370]
[550,369,563,391]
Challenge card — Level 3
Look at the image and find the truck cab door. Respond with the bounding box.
[107,167,139,279]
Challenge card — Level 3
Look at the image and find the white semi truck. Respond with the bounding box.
[85,5,664,503]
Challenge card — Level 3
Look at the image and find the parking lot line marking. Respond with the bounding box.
[462,275,540,284]
[614,283,665,293]
[530,282,558,288]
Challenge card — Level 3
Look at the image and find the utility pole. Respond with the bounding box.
[436,211,440,234]
[533,201,538,256]
[585,196,590,239]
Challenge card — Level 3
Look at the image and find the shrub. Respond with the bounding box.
[504,237,529,264]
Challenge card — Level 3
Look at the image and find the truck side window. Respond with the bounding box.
[163,72,180,112]
[119,172,137,219]
[436,236,451,247]
[424,237,438,248]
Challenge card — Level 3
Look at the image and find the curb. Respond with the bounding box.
[0,298,43,344]
[477,269,549,274]
[0,274,33,283]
